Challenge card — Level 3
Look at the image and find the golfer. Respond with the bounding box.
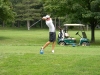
[40,15,56,53]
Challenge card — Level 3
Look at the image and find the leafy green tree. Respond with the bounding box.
[43,0,100,42]
[10,0,22,4]
[0,0,15,22]
[15,0,42,30]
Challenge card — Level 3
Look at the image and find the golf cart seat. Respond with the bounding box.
[65,33,70,38]
[82,32,87,38]
[65,33,76,40]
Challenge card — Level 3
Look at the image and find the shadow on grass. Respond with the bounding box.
[90,40,100,46]
[0,36,10,40]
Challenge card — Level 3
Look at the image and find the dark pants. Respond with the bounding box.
[49,32,56,42]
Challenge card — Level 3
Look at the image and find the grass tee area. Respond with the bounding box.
[0,27,100,75]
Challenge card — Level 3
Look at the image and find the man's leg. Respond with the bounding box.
[52,41,56,50]
[42,41,51,49]
[52,41,56,53]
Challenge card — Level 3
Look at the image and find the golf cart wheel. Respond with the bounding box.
[82,42,87,46]
[59,42,65,46]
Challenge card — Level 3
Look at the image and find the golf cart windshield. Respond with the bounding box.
[64,24,85,26]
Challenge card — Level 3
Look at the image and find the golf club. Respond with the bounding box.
[29,19,41,28]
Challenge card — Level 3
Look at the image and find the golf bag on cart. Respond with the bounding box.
[57,26,76,45]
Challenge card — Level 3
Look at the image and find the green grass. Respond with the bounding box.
[0,27,100,75]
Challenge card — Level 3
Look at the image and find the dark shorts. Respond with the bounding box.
[49,32,56,42]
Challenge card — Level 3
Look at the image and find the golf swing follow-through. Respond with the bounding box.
[40,15,56,54]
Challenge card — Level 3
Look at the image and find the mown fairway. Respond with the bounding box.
[0,27,100,75]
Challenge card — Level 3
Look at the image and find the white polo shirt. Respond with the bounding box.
[46,18,55,32]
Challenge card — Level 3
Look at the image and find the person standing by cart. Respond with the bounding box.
[40,15,56,53]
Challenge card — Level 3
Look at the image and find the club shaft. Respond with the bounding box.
[30,19,41,28]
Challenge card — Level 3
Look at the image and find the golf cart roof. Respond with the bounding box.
[64,24,85,26]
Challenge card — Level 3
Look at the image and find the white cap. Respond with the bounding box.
[45,15,50,18]
[42,15,50,19]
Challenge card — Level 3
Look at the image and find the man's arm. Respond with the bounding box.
[42,17,46,20]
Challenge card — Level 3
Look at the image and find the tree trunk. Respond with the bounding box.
[2,21,5,27]
[12,22,14,27]
[17,21,20,27]
[90,18,97,43]
[59,18,60,27]
[90,24,95,43]
[41,20,42,28]
[18,21,20,28]
[27,20,30,30]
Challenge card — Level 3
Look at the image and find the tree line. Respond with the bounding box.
[0,0,100,42]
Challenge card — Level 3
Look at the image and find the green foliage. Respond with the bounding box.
[43,0,68,16]
[43,0,100,23]
[0,0,16,22]
[9,0,22,4]
[15,0,42,21]
[91,0,100,12]
[43,0,100,42]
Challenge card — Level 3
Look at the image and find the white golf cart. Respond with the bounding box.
[58,24,90,46]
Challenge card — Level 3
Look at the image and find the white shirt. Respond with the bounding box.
[46,18,55,32]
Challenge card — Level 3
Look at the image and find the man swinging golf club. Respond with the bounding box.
[40,15,56,53]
